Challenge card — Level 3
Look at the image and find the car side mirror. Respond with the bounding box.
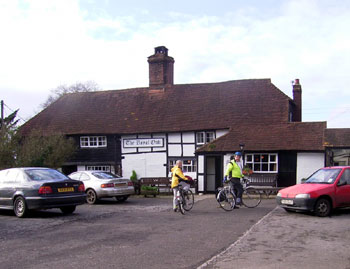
[301,178,307,183]
[337,181,347,187]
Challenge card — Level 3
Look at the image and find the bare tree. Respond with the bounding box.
[41,81,101,109]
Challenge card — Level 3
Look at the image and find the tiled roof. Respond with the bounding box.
[324,129,350,147]
[20,79,293,135]
[196,122,327,152]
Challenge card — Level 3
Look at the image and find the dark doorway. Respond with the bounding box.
[62,165,77,176]
[205,156,223,192]
[278,151,297,187]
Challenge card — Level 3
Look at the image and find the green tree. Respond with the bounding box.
[15,131,77,169]
[0,110,20,169]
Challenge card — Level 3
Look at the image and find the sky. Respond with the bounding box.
[1,0,349,128]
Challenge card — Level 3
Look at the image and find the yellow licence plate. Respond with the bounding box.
[115,183,126,187]
[58,187,74,192]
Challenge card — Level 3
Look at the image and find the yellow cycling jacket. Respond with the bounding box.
[171,165,187,188]
[225,160,243,178]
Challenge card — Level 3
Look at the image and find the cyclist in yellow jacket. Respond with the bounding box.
[224,152,244,206]
[171,160,189,212]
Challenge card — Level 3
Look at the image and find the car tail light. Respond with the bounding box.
[78,183,85,192]
[39,186,53,194]
[128,181,133,186]
[101,183,114,188]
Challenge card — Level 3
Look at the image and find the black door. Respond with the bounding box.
[278,151,297,187]
[205,156,223,192]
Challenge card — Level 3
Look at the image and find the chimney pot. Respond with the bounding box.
[148,46,174,88]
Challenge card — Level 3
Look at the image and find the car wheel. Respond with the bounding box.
[14,196,28,218]
[115,196,128,202]
[86,189,98,204]
[314,198,331,217]
[60,206,76,214]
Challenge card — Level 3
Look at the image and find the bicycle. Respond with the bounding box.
[176,183,194,214]
[240,177,262,208]
[216,177,261,211]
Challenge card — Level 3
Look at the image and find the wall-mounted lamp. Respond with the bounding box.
[239,143,245,151]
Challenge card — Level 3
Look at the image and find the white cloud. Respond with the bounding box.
[1,0,350,128]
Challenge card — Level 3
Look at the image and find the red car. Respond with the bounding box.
[276,166,350,217]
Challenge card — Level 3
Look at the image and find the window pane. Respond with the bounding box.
[270,155,276,162]
[90,137,97,146]
[270,163,277,171]
[261,155,268,163]
[196,132,204,144]
[262,163,268,171]
[206,132,215,142]
[254,163,260,171]
[246,155,252,162]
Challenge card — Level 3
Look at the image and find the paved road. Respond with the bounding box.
[200,206,350,269]
[0,195,276,269]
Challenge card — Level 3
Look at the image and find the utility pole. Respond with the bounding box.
[0,100,4,130]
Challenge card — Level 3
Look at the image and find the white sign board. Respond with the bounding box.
[123,138,164,148]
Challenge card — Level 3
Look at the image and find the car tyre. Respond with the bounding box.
[314,198,331,217]
[60,206,76,214]
[86,189,98,204]
[14,196,28,218]
[115,196,128,202]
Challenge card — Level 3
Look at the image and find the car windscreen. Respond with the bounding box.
[92,172,120,179]
[305,168,342,184]
[25,169,69,181]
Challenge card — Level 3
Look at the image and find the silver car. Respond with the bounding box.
[68,171,134,204]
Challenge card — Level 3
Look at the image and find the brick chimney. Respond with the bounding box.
[292,79,302,122]
[148,46,174,88]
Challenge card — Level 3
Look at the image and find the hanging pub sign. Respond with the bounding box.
[123,138,164,148]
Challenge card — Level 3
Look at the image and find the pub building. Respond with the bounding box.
[20,46,350,192]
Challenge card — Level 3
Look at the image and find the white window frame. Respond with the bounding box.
[80,136,107,148]
[196,131,215,145]
[245,153,278,173]
[169,159,197,173]
[85,165,111,172]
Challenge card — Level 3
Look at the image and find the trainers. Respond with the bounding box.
[173,207,178,212]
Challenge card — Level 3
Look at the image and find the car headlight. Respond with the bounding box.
[295,194,310,199]
[277,192,282,197]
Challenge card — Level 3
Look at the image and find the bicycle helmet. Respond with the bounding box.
[234,151,242,156]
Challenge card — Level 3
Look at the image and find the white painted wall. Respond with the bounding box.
[168,144,181,156]
[216,129,229,138]
[168,133,181,143]
[198,155,204,174]
[296,153,325,184]
[198,175,204,192]
[122,152,167,179]
[183,144,195,156]
[182,132,195,143]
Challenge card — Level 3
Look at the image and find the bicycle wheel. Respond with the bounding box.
[183,189,194,211]
[217,188,236,211]
[178,198,185,215]
[242,187,261,208]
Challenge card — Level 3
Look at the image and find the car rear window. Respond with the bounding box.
[25,169,69,181]
[92,172,120,179]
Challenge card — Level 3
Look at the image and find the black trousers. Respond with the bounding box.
[229,178,243,200]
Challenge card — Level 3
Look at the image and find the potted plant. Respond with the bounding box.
[130,170,140,194]
[141,185,158,197]
[242,166,253,176]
